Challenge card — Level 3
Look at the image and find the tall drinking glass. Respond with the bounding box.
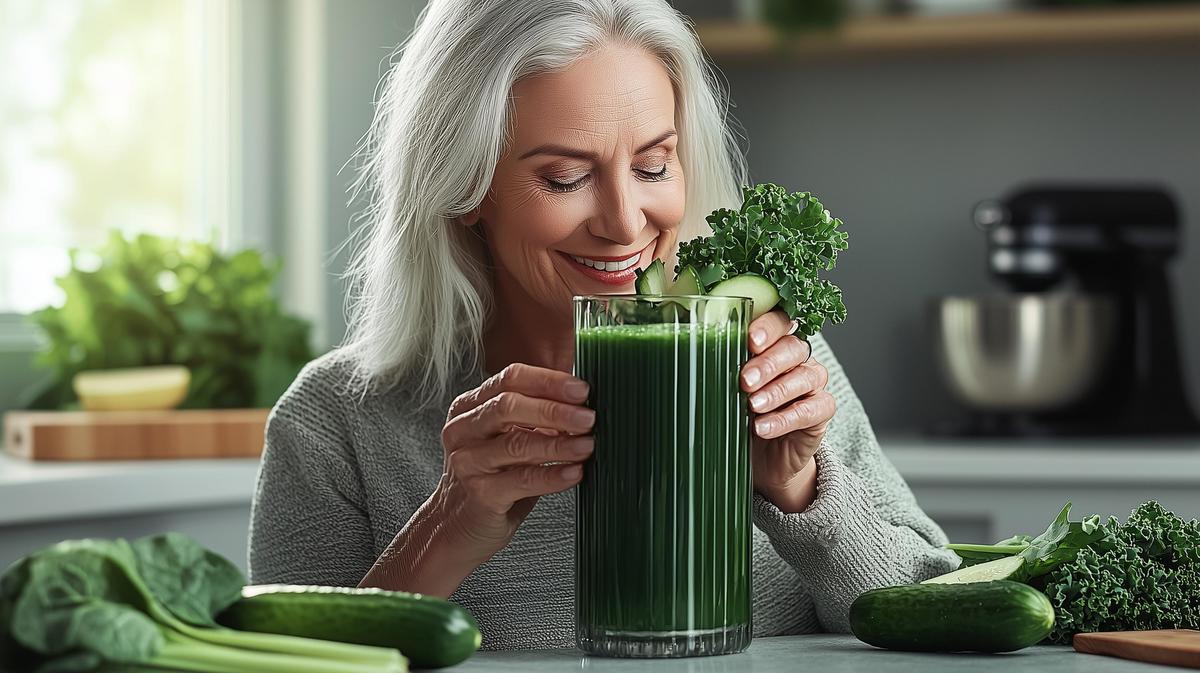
[573,295,753,658]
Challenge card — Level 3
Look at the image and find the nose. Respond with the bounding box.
[587,173,643,246]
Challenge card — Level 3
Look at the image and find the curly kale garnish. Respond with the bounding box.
[1042,501,1200,643]
[676,183,849,338]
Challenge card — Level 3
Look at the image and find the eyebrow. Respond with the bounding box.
[518,129,677,161]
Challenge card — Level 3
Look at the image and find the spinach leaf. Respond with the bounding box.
[0,535,408,673]
[1018,503,1105,579]
[129,533,243,628]
[946,502,1105,580]
[8,540,162,663]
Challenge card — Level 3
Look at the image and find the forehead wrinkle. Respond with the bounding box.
[583,92,666,118]
[562,100,670,131]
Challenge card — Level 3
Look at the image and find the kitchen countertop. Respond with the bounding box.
[881,435,1200,485]
[454,634,1179,672]
[1,436,1197,526]
[0,453,260,526]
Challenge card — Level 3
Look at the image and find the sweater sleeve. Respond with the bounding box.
[247,362,378,587]
[751,334,960,632]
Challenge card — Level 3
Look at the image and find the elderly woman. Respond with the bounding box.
[248,0,957,650]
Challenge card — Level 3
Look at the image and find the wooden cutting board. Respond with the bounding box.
[3,409,269,461]
[1074,630,1200,669]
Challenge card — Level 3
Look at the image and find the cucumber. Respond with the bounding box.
[666,265,704,296]
[709,274,780,320]
[849,581,1054,653]
[696,263,725,289]
[922,555,1025,584]
[634,258,666,295]
[216,584,481,669]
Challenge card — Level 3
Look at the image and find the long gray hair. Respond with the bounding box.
[343,0,748,406]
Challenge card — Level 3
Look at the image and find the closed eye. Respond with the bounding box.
[545,175,589,193]
[637,165,669,181]
[544,165,669,193]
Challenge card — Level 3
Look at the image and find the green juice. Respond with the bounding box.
[574,309,752,658]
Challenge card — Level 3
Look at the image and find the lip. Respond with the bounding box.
[559,239,657,287]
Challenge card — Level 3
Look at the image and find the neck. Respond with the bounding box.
[483,267,574,377]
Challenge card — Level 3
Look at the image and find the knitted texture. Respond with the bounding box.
[247,333,958,649]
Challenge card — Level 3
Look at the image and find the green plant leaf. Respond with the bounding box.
[7,540,163,662]
[128,534,245,628]
[25,231,315,410]
[677,184,848,337]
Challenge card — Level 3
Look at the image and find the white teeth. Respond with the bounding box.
[570,252,640,272]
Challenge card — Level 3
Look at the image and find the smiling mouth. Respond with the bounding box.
[569,252,641,272]
[559,239,657,286]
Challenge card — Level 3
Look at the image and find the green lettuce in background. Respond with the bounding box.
[23,231,314,410]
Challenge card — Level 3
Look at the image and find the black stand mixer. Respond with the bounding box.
[928,184,1200,437]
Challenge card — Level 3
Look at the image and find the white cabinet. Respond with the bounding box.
[883,436,1200,543]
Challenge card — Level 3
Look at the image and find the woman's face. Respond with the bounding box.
[476,44,686,317]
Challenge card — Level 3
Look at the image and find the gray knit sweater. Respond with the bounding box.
[247,332,959,649]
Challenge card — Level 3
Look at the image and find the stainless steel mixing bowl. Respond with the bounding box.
[930,293,1118,412]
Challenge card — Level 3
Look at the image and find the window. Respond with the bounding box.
[0,0,236,315]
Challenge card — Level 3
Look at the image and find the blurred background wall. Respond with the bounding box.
[2,0,1197,435]
[289,0,1200,434]
[714,41,1200,432]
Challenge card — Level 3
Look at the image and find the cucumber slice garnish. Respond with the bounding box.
[709,273,780,320]
[697,263,724,289]
[634,258,666,295]
[667,265,704,296]
[921,555,1026,585]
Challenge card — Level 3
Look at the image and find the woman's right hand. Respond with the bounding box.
[434,363,595,566]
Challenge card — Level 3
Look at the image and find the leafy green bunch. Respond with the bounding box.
[1041,501,1200,643]
[948,502,1106,580]
[945,500,1200,644]
[25,231,313,410]
[677,184,849,338]
[0,534,406,673]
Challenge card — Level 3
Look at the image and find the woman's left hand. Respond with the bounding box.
[741,309,836,513]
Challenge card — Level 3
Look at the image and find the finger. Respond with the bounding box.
[748,361,830,414]
[448,362,589,419]
[452,431,594,475]
[475,462,584,506]
[753,390,837,440]
[748,310,794,355]
[741,335,813,393]
[443,391,595,447]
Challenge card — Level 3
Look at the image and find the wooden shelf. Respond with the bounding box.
[695,5,1200,58]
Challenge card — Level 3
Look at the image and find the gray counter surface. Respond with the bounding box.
[454,634,1182,672]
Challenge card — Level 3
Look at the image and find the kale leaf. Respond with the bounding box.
[1042,501,1200,643]
[676,184,849,338]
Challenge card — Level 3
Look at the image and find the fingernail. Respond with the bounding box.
[750,392,768,410]
[751,329,766,347]
[563,464,583,480]
[756,418,774,436]
[571,407,596,428]
[569,436,594,457]
[743,367,761,388]
[565,379,589,399]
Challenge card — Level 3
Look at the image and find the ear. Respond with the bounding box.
[457,207,482,228]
